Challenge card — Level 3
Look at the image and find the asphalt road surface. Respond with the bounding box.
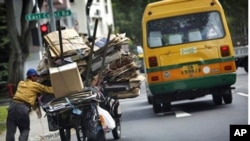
[58,68,248,141]
[105,68,248,141]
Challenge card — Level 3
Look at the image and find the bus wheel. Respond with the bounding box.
[152,97,161,114]
[146,84,153,104]
[147,95,152,104]
[212,93,222,105]
[153,103,161,114]
[243,59,248,73]
[163,101,171,112]
[223,94,232,104]
[222,88,233,104]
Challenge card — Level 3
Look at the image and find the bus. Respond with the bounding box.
[142,0,236,113]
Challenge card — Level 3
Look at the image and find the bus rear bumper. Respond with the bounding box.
[148,73,236,100]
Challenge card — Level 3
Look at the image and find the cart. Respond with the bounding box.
[39,19,123,141]
[42,89,105,141]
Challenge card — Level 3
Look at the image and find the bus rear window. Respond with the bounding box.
[147,11,225,48]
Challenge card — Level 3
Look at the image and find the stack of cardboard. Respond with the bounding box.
[40,28,143,99]
[44,28,90,58]
[101,53,143,99]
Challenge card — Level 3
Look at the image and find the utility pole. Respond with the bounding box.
[86,0,93,37]
[48,0,56,31]
[35,0,43,59]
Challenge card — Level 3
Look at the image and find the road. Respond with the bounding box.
[51,68,248,141]
[104,68,248,141]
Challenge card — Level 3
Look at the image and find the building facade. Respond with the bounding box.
[49,0,114,37]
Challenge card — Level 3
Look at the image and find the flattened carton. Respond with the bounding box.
[49,62,84,98]
[44,28,90,58]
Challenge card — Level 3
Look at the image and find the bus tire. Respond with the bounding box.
[152,97,162,114]
[163,101,171,112]
[212,93,222,105]
[223,93,232,104]
[222,88,233,104]
[243,59,248,73]
[147,95,152,104]
[146,84,153,104]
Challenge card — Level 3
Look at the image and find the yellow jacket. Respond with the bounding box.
[13,79,54,107]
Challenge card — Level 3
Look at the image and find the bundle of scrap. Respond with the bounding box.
[97,34,144,99]
[43,28,90,60]
[100,52,144,99]
[39,28,143,99]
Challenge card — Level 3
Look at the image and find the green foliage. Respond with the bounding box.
[0,63,8,81]
[112,0,159,45]
[112,0,248,46]
[0,106,8,134]
[219,0,248,45]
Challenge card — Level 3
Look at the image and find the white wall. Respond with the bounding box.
[70,0,88,34]
[70,0,114,37]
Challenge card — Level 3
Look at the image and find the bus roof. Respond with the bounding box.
[143,0,223,18]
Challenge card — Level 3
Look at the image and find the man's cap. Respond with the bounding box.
[26,68,39,76]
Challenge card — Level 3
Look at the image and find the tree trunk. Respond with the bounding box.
[5,0,33,89]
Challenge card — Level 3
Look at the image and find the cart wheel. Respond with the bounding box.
[112,119,121,139]
[75,119,87,141]
[82,104,106,141]
[59,128,71,141]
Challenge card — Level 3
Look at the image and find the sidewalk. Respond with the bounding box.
[28,110,61,141]
[0,104,62,141]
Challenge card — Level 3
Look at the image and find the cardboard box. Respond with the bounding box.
[49,62,84,98]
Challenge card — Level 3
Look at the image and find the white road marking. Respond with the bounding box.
[120,91,247,118]
[120,97,146,104]
[175,110,192,118]
[236,92,248,97]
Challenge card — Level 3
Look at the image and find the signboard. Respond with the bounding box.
[25,9,72,21]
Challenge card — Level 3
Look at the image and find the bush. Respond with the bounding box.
[0,106,8,135]
[0,63,8,81]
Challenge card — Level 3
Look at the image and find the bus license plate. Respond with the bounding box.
[181,64,200,74]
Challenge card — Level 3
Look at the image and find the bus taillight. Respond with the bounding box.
[149,56,158,67]
[220,45,230,57]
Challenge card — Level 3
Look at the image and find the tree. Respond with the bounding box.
[219,0,248,45]
[0,3,10,82]
[4,0,44,88]
[112,0,248,46]
[112,0,158,46]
